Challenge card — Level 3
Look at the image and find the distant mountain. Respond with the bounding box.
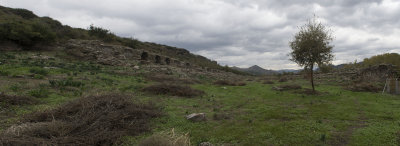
[275,69,301,73]
[232,65,277,75]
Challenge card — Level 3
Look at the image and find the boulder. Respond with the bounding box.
[186,113,206,122]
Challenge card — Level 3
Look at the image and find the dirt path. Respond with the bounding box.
[328,97,367,146]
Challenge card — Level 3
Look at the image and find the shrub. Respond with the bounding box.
[49,78,84,88]
[8,8,37,19]
[0,70,10,76]
[0,21,56,47]
[279,77,288,82]
[141,84,205,97]
[88,25,116,42]
[28,88,49,98]
[0,94,163,145]
[29,67,48,76]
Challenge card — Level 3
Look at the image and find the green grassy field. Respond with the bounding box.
[1,51,399,145]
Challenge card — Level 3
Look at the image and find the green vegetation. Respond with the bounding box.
[0,51,399,145]
[0,6,247,75]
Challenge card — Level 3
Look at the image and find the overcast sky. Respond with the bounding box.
[2,0,400,69]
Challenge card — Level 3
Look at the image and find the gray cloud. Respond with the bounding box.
[2,0,400,69]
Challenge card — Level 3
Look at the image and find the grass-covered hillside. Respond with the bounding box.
[0,5,245,74]
[0,51,399,145]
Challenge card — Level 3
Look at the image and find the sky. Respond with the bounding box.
[2,0,400,70]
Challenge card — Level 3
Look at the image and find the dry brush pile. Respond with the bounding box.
[0,94,163,145]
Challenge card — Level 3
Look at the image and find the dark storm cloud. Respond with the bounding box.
[2,0,400,69]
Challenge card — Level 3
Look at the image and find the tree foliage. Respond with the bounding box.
[289,16,334,91]
[363,53,400,67]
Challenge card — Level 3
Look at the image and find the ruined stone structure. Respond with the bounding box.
[358,64,399,82]
[65,40,190,67]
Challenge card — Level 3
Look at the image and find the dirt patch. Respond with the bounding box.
[0,94,163,145]
[0,93,38,107]
[346,82,381,93]
[213,80,246,86]
[294,88,323,95]
[262,80,275,84]
[141,84,205,97]
[272,84,302,91]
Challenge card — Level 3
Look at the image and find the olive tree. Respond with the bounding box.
[289,16,334,92]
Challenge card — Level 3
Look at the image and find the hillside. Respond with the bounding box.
[0,5,245,75]
[232,65,276,75]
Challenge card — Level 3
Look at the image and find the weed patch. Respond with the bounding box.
[28,88,49,98]
[0,94,163,145]
[49,78,84,88]
[29,67,48,76]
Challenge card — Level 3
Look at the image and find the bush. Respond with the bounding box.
[49,78,84,88]
[28,88,49,98]
[0,70,10,76]
[0,21,56,47]
[0,94,163,145]
[88,25,116,42]
[8,8,37,19]
[29,67,48,76]
[141,84,205,97]
[279,78,288,82]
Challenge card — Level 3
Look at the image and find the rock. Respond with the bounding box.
[186,113,206,122]
[222,87,227,89]
[133,66,140,70]
[199,142,213,146]
[272,86,283,91]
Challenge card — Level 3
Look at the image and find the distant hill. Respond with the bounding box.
[232,65,276,75]
[0,5,247,75]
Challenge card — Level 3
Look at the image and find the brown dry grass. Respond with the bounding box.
[346,82,381,93]
[145,74,201,84]
[213,80,246,86]
[0,94,163,145]
[141,84,205,97]
[139,129,190,146]
[0,93,38,107]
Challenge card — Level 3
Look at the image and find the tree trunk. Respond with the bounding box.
[310,64,315,92]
